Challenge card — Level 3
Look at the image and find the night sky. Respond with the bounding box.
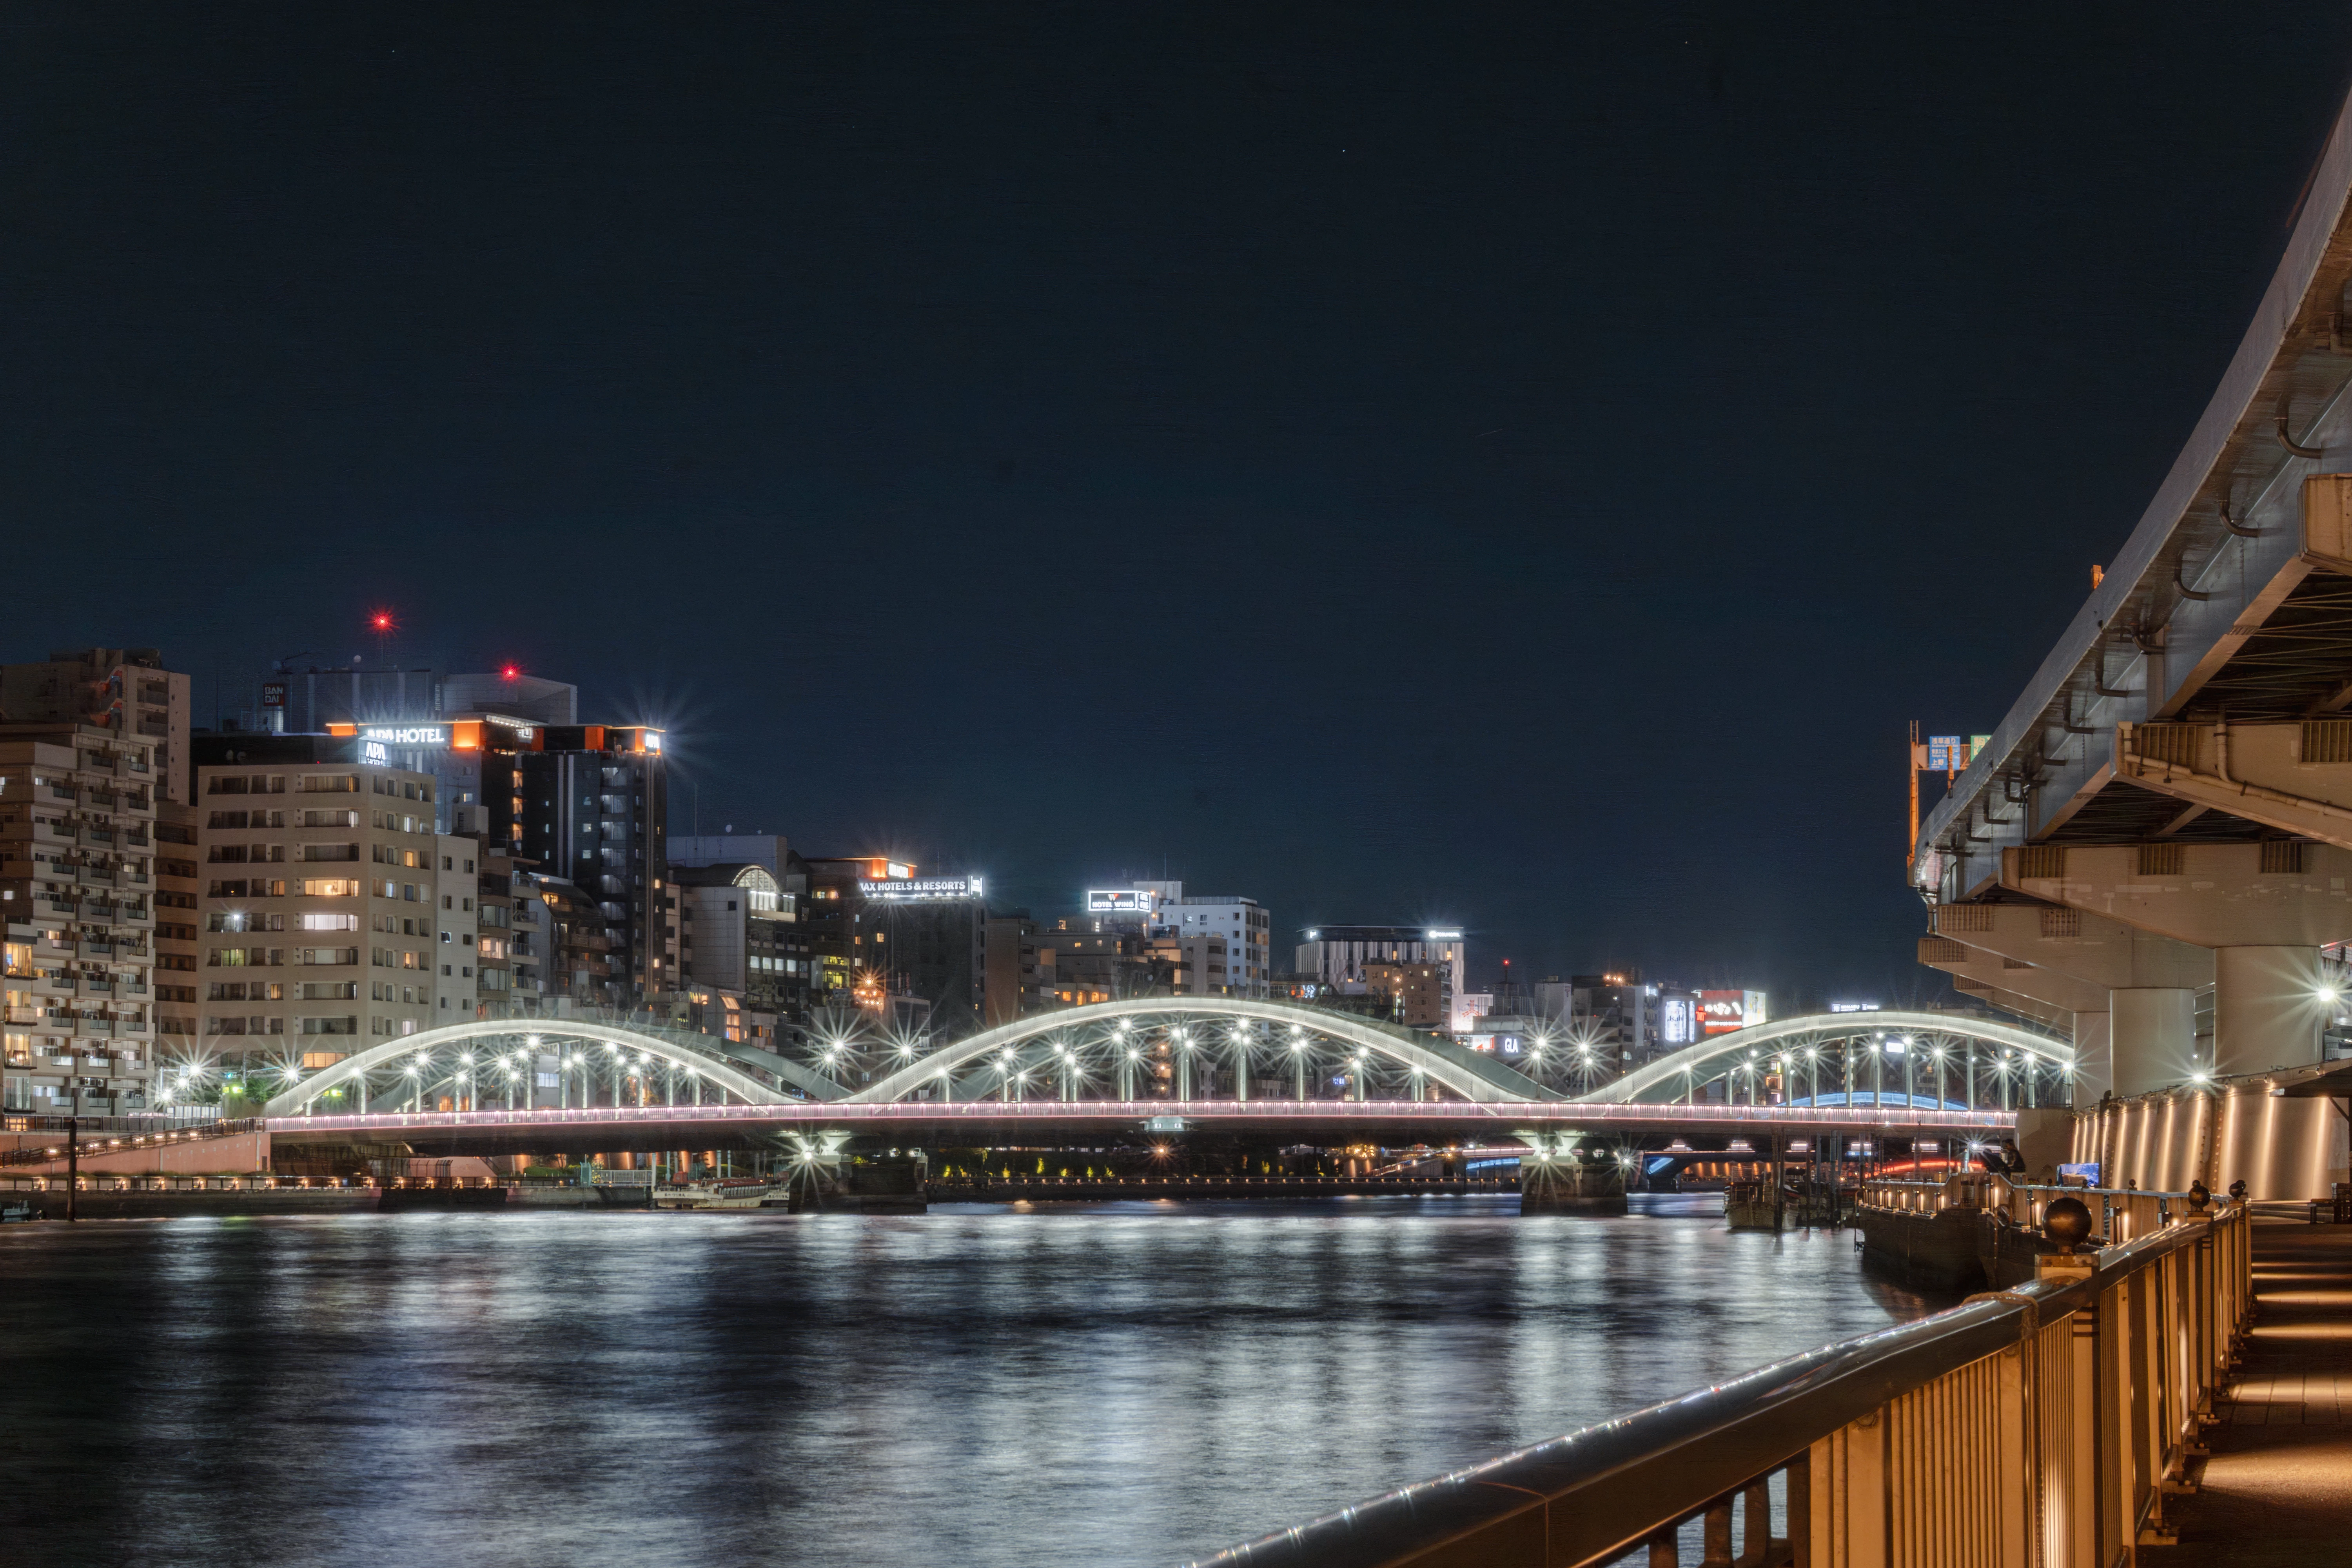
[8,6,2352,1004]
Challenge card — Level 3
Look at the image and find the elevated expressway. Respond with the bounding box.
[1912,86,2352,1197]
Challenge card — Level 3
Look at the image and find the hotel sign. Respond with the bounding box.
[860,875,985,901]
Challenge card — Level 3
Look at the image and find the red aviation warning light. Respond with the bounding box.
[501,663,521,681]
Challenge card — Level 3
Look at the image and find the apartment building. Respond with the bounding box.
[1154,895,1272,996]
[472,844,518,1015]
[151,799,201,1054]
[0,724,162,1114]
[1,648,193,805]
[425,833,482,1024]
[192,736,449,1073]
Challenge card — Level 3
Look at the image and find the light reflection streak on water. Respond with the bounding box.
[0,1194,1937,1568]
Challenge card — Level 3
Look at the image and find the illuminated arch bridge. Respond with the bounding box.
[261,1000,2068,1117]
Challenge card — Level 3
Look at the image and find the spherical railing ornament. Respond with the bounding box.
[2228,1179,2249,1203]
[2043,1195,2095,1256]
[2188,1180,2210,1213]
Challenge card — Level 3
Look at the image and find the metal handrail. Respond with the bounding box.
[1191,1204,2247,1568]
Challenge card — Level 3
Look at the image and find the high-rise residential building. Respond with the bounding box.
[429,833,482,1025]
[470,843,519,1016]
[1296,926,1466,1014]
[0,724,162,1114]
[190,734,450,1073]
[151,799,202,1058]
[326,717,671,1007]
[528,873,615,1005]
[1,649,192,805]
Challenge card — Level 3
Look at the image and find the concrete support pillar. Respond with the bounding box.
[2109,989,2194,1096]
[2070,1011,2112,1107]
[2213,945,2325,1077]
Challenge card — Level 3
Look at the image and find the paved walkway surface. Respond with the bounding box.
[2144,1221,2352,1568]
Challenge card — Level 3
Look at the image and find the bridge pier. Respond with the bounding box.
[1517,1136,1627,1215]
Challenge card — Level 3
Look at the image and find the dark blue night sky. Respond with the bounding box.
[7,5,2352,1000]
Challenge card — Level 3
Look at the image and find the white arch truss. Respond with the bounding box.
[845,995,1563,1104]
[1578,1010,2074,1105]
[262,1018,827,1116]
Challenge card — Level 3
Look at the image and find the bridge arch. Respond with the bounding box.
[1577,1010,2074,1106]
[261,1016,835,1116]
[844,995,1562,1104]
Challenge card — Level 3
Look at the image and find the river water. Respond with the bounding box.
[0,1195,1939,1568]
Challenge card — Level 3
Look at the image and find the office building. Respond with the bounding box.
[672,861,796,1047]
[437,671,577,726]
[1535,974,1658,1076]
[1,648,192,805]
[254,662,438,739]
[983,914,1049,1025]
[1296,926,1466,1014]
[669,833,788,873]
[0,724,162,1114]
[805,858,986,1034]
[1359,960,1448,1029]
[1036,919,1168,1005]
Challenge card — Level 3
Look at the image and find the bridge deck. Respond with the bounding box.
[263,1098,2017,1157]
[2144,1220,2352,1568]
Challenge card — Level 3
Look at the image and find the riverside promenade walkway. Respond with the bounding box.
[2145,1220,2352,1568]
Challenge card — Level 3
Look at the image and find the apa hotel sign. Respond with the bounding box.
[359,724,448,746]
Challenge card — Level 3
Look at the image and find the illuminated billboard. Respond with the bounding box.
[1662,997,1695,1045]
[1087,889,1153,913]
[860,875,984,902]
[1697,990,1770,1035]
